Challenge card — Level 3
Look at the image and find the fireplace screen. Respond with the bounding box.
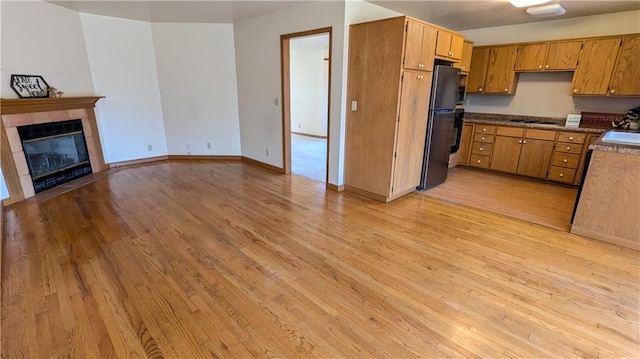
[18,119,92,193]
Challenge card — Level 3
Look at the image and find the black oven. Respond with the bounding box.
[450,109,464,153]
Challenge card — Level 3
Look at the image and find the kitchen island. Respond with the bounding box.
[571,132,640,250]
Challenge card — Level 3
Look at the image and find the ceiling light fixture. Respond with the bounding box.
[509,0,551,8]
[526,3,566,17]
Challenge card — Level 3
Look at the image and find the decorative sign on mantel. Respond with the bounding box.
[10,74,49,98]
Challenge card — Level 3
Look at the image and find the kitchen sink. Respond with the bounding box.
[601,131,640,146]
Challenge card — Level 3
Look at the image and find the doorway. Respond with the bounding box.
[281,28,332,183]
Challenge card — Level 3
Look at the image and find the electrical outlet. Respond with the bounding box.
[207,142,212,149]
[186,144,190,150]
[147,144,152,151]
[266,149,270,156]
[574,103,579,110]
[274,97,279,106]
[298,124,301,129]
[513,101,519,108]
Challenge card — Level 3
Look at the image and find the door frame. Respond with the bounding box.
[280,27,332,181]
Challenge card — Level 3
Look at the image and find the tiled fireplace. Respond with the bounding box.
[1,97,107,204]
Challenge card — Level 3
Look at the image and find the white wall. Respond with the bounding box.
[152,23,241,156]
[81,13,168,163]
[0,1,94,98]
[234,0,400,185]
[463,10,640,118]
[290,35,329,137]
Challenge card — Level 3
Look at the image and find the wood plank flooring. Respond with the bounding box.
[2,161,638,358]
[424,167,578,231]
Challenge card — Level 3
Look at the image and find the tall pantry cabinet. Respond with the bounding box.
[345,16,439,202]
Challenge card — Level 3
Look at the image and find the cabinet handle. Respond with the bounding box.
[504,88,508,92]
[563,159,568,163]
[482,128,487,132]
[559,173,564,177]
[573,89,578,93]
[477,160,481,164]
[479,147,484,151]
[566,146,571,150]
[479,87,483,92]
[481,136,485,141]
[523,140,527,144]
[417,75,423,79]
[518,140,523,144]
[569,136,574,141]
[610,89,616,94]
[545,64,549,68]
[461,66,465,70]
[538,65,542,69]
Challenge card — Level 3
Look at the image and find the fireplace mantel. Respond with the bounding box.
[1,96,107,205]
[1,96,104,115]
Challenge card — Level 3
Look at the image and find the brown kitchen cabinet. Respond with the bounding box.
[608,35,640,96]
[456,40,474,74]
[468,45,518,94]
[571,37,622,95]
[489,127,554,179]
[345,16,437,202]
[435,29,464,61]
[515,40,582,71]
[458,123,474,165]
[404,20,438,71]
[468,125,495,169]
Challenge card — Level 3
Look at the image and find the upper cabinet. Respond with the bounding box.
[435,29,464,61]
[467,47,490,93]
[571,38,621,95]
[608,35,640,96]
[515,40,581,71]
[456,40,474,73]
[404,20,438,71]
[483,45,519,94]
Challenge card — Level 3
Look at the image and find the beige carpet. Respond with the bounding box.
[291,134,327,183]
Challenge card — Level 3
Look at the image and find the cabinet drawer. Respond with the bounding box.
[469,154,490,169]
[551,152,581,169]
[474,125,496,135]
[547,166,576,183]
[473,134,494,143]
[557,132,586,144]
[555,142,584,154]
[525,129,556,141]
[471,142,493,156]
[496,127,525,137]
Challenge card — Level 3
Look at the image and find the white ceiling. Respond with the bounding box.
[48,0,640,30]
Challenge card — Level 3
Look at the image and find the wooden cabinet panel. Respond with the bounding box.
[473,133,494,143]
[571,38,621,95]
[474,125,496,135]
[435,30,464,60]
[404,21,436,71]
[555,142,583,154]
[458,124,474,166]
[458,41,474,73]
[525,129,556,141]
[608,35,640,96]
[496,127,524,137]
[515,43,548,71]
[484,45,518,94]
[557,132,585,144]
[552,152,581,168]
[469,154,490,169]
[516,139,554,178]
[490,136,522,173]
[546,41,582,70]
[573,133,600,185]
[548,166,576,183]
[449,34,464,61]
[392,71,432,194]
[467,47,490,93]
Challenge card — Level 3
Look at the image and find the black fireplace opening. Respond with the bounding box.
[18,119,92,193]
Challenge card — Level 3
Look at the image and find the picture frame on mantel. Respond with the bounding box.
[10,74,50,98]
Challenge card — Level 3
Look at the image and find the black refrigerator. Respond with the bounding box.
[417,65,460,190]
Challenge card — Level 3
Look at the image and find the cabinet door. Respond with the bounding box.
[435,30,453,58]
[458,41,474,73]
[448,33,464,61]
[404,21,436,71]
[573,134,600,185]
[484,45,518,94]
[516,139,554,178]
[571,38,621,95]
[467,47,490,93]
[490,136,522,173]
[514,43,548,71]
[392,71,432,195]
[458,124,474,165]
[608,36,640,96]
[545,40,582,70]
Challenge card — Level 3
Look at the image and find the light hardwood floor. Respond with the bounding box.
[424,167,579,231]
[2,161,638,358]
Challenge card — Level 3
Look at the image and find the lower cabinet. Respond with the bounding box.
[489,127,554,179]
[458,124,474,166]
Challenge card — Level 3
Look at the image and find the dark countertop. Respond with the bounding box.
[589,131,640,155]
[464,113,607,134]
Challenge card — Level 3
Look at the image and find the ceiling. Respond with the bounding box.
[48,0,640,30]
